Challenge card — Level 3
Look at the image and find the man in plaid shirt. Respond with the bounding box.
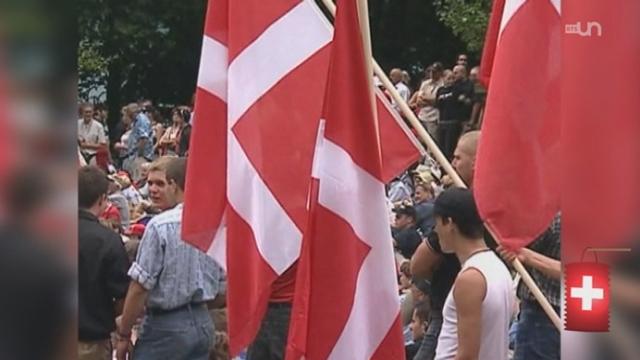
[498,214,561,360]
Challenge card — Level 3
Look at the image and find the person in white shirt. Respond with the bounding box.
[390,68,411,112]
[433,188,514,360]
[411,62,445,137]
[78,103,108,163]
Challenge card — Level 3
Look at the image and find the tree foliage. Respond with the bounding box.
[78,0,482,130]
[369,0,469,84]
[78,0,206,133]
[433,0,491,54]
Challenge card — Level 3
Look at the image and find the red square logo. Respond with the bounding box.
[564,262,609,332]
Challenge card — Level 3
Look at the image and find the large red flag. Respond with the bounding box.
[182,0,420,354]
[474,0,561,249]
[285,0,404,358]
[562,0,640,262]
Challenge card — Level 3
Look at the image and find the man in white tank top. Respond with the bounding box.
[432,188,514,360]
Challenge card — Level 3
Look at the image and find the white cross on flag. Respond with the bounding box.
[285,0,405,357]
[182,0,421,355]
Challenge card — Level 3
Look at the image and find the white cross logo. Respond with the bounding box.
[570,276,604,311]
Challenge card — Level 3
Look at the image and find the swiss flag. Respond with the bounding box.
[182,0,420,355]
[285,0,404,358]
[561,0,640,262]
[474,0,561,249]
[564,262,610,331]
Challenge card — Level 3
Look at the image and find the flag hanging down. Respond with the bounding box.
[478,0,505,86]
[182,0,420,355]
[285,0,404,358]
[561,0,640,261]
[182,0,229,264]
[474,0,562,250]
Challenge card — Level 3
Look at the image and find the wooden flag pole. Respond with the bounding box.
[319,0,562,331]
[354,0,381,159]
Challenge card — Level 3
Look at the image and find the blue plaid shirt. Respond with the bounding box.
[128,204,225,310]
[517,214,561,308]
[127,112,154,160]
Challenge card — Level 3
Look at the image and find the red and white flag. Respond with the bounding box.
[182,0,420,354]
[474,0,561,249]
[285,0,404,358]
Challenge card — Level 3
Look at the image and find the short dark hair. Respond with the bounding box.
[392,203,417,222]
[172,107,191,123]
[149,157,187,191]
[79,166,109,208]
[434,187,484,238]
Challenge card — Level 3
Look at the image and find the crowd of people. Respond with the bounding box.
[382,54,487,160]
[78,54,561,360]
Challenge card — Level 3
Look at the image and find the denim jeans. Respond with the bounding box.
[247,303,291,360]
[413,313,443,360]
[514,300,560,360]
[133,303,214,360]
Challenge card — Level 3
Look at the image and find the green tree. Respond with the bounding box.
[78,0,207,135]
[78,0,481,133]
[369,0,469,87]
[433,0,491,54]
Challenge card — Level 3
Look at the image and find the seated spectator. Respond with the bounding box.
[399,260,413,293]
[388,175,413,204]
[392,203,422,259]
[157,107,192,157]
[135,162,152,199]
[123,223,145,264]
[406,300,431,360]
[113,172,143,207]
[399,260,414,327]
[100,203,122,234]
[107,177,130,229]
[402,276,429,347]
[413,182,436,233]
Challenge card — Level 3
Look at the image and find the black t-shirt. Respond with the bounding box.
[435,85,456,122]
[436,80,474,122]
[79,210,130,341]
[425,232,461,313]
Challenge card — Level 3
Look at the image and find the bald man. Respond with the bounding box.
[390,68,411,111]
[452,131,480,187]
